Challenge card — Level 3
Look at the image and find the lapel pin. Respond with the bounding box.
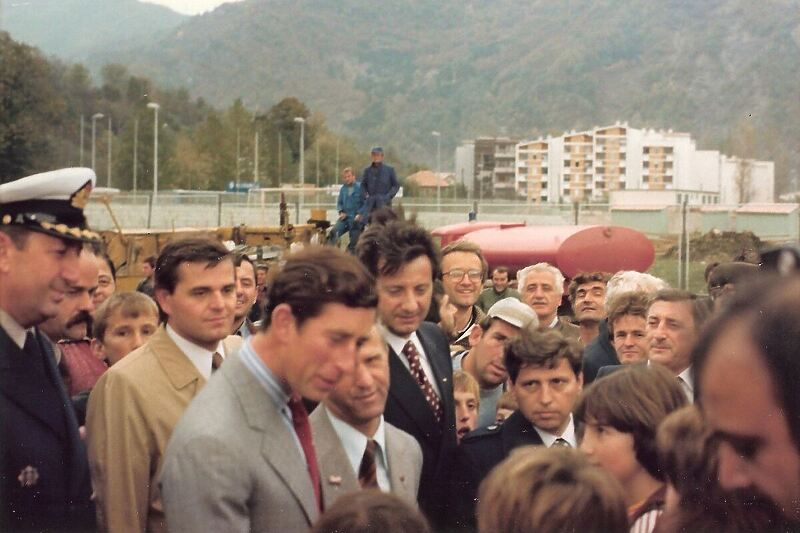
[18,466,39,488]
[328,475,342,486]
[399,475,406,482]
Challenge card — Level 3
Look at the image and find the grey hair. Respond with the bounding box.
[517,262,565,292]
[604,271,668,309]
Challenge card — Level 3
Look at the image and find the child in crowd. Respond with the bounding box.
[575,364,687,533]
[494,390,517,425]
[453,370,480,442]
[91,292,159,366]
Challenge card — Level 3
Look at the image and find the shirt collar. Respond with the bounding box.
[237,336,290,409]
[548,316,559,329]
[534,414,577,448]
[0,308,27,349]
[326,406,387,476]
[165,324,225,380]
[381,326,422,359]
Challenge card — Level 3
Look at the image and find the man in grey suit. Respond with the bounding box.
[160,246,377,532]
[311,325,422,507]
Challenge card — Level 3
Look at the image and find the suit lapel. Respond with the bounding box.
[0,327,68,440]
[150,327,205,390]
[224,355,319,523]
[501,411,544,455]
[416,325,453,415]
[309,407,360,507]
[388,348,441,440]
[385,425,413,498]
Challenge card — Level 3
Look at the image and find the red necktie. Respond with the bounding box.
[402,341,443,423]
[288,395,322,512]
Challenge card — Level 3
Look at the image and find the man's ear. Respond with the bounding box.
[154,288,170,316]
[0,231,15,275]
[90,337,106,361]
[468,324,483,348]
[269,303,297,341]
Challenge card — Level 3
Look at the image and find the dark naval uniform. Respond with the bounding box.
[1,328,95,531]
[449,410,545,530]
[0,167,101,531]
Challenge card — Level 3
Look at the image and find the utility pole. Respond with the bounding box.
[315,140,320,188]
[79,115,84,166]
[133,118,138,194]
[277,132,283,185]
[253,130,259,185]
[107,116,112,187]
[236,127,241,190]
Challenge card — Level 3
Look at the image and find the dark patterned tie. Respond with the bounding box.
[552,438,571,448]
[358,439,379,489]
[211,351,223,372]
[402,341,443,423]
[288,395,322,512]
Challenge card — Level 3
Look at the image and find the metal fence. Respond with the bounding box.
[86,192,799,242]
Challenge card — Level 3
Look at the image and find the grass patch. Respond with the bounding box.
[648,257,709,294]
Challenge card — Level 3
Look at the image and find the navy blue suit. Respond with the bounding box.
[1,326,95,532]
[383,321,455,528]
[359,162,399,220]
[450,410,545,529]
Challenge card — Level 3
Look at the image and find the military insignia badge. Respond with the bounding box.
[17,465,39,488]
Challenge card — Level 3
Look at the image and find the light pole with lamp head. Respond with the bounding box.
[91,113,104,171]
[294,116,305,219]
[147,103,160,199]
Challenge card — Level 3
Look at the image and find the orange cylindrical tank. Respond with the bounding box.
[431,221,526,247]
[462,225,654,278]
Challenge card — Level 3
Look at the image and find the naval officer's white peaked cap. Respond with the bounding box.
[0,167,101,243]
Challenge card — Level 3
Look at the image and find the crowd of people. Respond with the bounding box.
[1,164,800,533]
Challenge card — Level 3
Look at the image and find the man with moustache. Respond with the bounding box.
[310,326,422,507]
[356,221,456,527]
[87,238,242,533]
[39,245,103,396]
[517,262,579,340]
[645,289,709,402]
[160,246,377,532]
[567,272,610,346]
[1,168,99,531]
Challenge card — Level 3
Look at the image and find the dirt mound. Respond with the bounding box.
[663,230,762,263]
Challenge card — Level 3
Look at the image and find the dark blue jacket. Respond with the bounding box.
[1,327,95,532]
[359,163,399,218]
[336,181,364,219]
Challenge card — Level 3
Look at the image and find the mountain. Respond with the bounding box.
[31,1,800,187]
[2,0,187,60]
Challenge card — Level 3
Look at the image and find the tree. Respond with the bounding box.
[266,97,318,164]
[0,32,65,181]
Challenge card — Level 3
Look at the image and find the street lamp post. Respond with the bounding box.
[91,113,104,171]
[432,131,442,209]
[294,117,306,216]
[107,116,112,187]
[79,115,84,166]
[147,103,160,199]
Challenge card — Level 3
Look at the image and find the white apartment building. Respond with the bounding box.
[514,123,774,204]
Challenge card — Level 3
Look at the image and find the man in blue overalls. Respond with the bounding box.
[328,167,364,252]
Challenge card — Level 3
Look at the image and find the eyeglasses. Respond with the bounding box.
[443,269,483,282]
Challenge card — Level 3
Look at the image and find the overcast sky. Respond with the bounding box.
[140,0,244,15]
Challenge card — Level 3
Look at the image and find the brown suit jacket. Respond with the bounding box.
[86,326,241,533]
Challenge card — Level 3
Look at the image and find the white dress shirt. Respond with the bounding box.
[678,365,694,403]
[0,308,27,349]
[166,324,225,380]
[326,407,391,492]
[381,327,442,398]
[534,414,578,448]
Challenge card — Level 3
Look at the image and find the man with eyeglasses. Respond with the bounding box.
[438,241,488,354]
